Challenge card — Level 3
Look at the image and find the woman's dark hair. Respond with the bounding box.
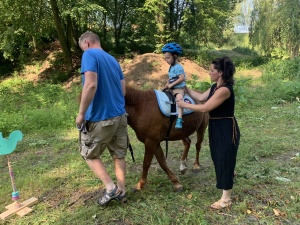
[212,56,236,85]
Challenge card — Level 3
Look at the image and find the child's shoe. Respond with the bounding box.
[175,118,183,129]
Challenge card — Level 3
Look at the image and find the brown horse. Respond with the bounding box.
[125,86,209,191]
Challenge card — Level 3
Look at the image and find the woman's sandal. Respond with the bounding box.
[210,200,232,210]
[97,185,122,206]
[117,194,127,203]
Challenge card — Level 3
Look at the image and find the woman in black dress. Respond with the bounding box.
[177,56,240,209]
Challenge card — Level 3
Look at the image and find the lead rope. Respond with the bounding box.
[127,135,135,162]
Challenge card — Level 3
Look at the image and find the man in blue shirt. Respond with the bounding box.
[76,31,128,205]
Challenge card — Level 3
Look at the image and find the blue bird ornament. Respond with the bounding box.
[0,130,23,155]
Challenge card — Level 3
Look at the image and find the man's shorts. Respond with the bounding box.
[79,114,128,160]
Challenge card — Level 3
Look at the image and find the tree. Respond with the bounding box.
[0,0,54,61]
[250,0,300,58]
[50,0,73,72]
[180,0,238,47]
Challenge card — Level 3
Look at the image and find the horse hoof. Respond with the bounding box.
[192,165,200,173]
[192,168,200,173]
[132,187,140,193]
[175,186,183,192]
[174,184,183,192]
[180,168,188,175]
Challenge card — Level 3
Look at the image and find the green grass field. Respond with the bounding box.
[0,60,299,224]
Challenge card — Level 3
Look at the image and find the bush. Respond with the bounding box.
[234,77,253,106]
[232,47,258,56]
[0,79,79,135]
[186,74,211,92]
[185,48,268,69]
[261,58,300,102]
[262,58,300,81]
[267,80,300,103]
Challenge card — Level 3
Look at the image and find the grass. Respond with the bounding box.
[0,64,299,225]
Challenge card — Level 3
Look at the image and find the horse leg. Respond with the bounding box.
[193,118,208,173]
[154,144,183,192]
[133,141,155,192]
[180,137,191,174]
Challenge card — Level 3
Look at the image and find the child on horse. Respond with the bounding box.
[162,42,186,129]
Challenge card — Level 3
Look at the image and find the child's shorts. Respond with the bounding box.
[172,87,186,97]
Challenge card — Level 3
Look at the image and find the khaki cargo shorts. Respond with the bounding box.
[79,114,128,160]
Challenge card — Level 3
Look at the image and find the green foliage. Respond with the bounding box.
[181,0,237,47]
[186,48,268,70]
[262,58,300,81]
[0,78,79,136]
[0,0,242,76]
[265,80,300,103]
[234,77,253,106]
[232,46,258,56]
[187,74,211,92]
[261,58,300,102]
[0,0,54,62]
[250,0,300,58]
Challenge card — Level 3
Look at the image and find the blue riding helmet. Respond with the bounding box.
[162,42,183,55]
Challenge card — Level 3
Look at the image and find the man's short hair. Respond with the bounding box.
[79,31,100,45]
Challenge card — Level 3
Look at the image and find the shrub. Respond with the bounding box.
[232,47,258,56]
[262,58,300,81]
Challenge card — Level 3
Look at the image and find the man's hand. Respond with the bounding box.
[76,113,85,127]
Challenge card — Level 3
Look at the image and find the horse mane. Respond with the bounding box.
[125,86,154,105]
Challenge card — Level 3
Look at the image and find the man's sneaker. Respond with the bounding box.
[175,118,183,129]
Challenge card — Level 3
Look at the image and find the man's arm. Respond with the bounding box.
[76,71,97,125]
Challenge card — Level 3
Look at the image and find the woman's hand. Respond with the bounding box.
[177,99,186,108]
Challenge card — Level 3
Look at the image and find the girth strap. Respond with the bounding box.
[163,89,177,158]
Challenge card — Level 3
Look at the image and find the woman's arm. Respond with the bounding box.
[186,87,211,102]
[177,86,230,112]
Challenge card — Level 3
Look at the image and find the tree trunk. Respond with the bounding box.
[169,0,174,32]
[49,0,73,72]
[32,36,37,52]
[291,45,299,58]
[156,2,166,43]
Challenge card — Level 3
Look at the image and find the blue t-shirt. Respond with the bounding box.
[81,48,125,122]
[168,63,186,88]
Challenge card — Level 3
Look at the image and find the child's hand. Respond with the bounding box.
[166,83,172,89]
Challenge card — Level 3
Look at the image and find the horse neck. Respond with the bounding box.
[125,87,153,105]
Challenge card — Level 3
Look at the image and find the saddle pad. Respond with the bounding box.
[154,90,195,117]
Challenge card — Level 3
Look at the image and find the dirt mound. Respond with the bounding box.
[121,53,208,89]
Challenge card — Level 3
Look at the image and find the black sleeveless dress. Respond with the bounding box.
[207,83,240,190]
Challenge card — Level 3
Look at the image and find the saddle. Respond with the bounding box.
[154,90,195,117]
[154,89,195,158]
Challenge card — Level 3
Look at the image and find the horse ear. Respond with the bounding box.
[77,92,82,104]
